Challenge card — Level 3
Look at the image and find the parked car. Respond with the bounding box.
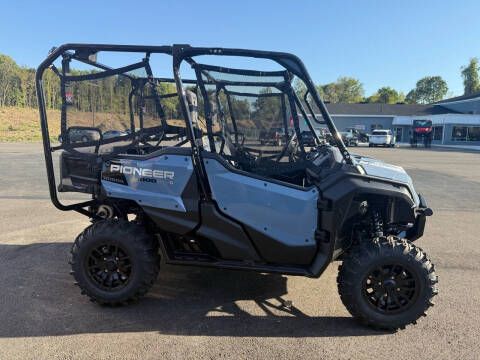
[60,128,101,144]
[344,128,369,143]
[340,130,359,147]
[369,129,396,147]
[103,130,128,139]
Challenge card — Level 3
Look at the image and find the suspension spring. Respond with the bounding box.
[372,211,384,238]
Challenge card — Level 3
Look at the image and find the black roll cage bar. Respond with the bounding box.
[36,44,179,214]
[36,43,351,216]
[171,45,351,161]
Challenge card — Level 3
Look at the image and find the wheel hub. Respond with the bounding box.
[382,278,396,288]
[363,264,419,314]
[86,244,132,290]
[105,257,118,271]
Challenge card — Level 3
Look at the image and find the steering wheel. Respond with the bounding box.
[229,131,246,146]
[212,132,226,155]
[275,133,301,162]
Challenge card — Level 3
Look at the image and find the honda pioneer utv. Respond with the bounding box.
[36,44,437,330]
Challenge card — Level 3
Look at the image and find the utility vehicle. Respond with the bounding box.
[410,120,433,148]
[36,44,437,330]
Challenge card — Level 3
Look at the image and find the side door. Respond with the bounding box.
[201,153,319,265]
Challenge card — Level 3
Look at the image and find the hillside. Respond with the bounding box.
[0,106,194,142]
[0,107,59,142]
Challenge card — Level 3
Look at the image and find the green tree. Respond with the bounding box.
[461,58,480,95]
[406,76,448,104]
[252,88,282,128]
[318,77,364,103]
[293,78,307,99]
[0,54,21,107]
[320,82,339,103]
[229,97,251,120]
[157,82,180,118]
[367,87,405,104]
[405,89,418,104]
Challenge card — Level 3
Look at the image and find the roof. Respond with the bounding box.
[324,103,457,116]
[435,91,480,104]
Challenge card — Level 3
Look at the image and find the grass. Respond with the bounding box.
[0,107,60,142]
[0,106,214,142]
[0,107,135,142]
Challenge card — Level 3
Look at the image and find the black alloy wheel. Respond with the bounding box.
[362,263,419,314]
[86,244,132,291]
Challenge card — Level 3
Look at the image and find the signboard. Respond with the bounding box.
[352,124,366,130]
[65,91,74,105]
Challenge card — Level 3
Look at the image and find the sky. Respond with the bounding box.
[0,0,478,97]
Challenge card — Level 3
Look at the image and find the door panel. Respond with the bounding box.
[101,152,200,234]
[203,157,318,264]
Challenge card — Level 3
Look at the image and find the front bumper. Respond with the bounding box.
[406,193,433,241]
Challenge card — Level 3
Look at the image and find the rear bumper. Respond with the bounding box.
[369,138,390,144]
[406,193,432,241]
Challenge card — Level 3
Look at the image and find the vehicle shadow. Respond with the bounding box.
[0,242,386,338]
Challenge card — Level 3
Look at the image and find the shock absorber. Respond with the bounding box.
[372,211,384,238]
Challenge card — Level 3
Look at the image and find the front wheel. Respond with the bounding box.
[70,219,160,305]
[337,236,438,330]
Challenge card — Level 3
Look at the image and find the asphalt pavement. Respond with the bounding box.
[0,143,478,359]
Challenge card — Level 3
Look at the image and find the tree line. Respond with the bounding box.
[1,52,480,110]
[311,58,480,105]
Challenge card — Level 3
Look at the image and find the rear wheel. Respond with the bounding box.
[71,219,160,305]
[337,236,437,330]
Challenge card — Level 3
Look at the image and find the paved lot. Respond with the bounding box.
[0,143,479,359]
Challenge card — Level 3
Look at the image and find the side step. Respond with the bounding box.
[157,231,314,277]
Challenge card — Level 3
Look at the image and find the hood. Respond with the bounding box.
[354,155,411,183]
[352,155,420,206]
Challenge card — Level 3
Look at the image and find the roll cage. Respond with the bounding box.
[171,45,351,162]
[36,43,351,216]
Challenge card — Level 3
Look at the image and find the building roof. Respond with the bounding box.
[435,91,480,104]
[325,103,457,116]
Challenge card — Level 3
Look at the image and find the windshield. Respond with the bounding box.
[174,49,351,163]
[413,120,432,127]
[182,62,311,158]
[372,130,388,135]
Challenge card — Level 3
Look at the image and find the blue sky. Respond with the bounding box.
[1,0,478,97]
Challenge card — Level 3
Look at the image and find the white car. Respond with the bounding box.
[368,129,396,147]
